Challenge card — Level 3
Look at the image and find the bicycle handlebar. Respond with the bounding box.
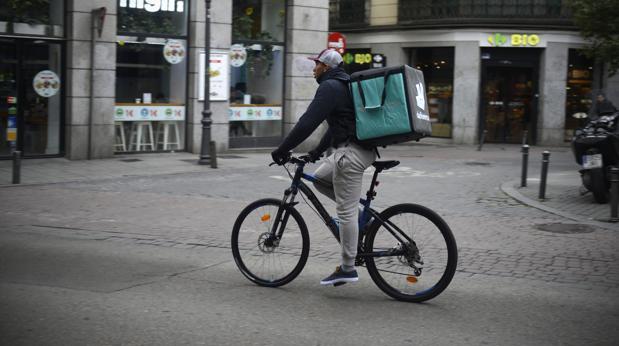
[269,154,313,167]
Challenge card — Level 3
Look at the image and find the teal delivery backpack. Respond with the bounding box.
[350,65,431,147]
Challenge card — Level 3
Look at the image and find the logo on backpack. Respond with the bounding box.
[415,83,426,111]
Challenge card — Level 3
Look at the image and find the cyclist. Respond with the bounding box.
[270,48,376,286]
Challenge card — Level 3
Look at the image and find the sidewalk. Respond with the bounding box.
[501,172,619,231]
[1,148,617,231]
[0,152,265,186]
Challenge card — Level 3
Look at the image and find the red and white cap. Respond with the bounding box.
[308,48,343,68]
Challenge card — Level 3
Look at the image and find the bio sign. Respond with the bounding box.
[487,33,541,47]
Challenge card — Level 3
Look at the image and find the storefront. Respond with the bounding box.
[228,0,286,148]
[0,0,65,158]
[113,0,189,152]
[345,29,593,145]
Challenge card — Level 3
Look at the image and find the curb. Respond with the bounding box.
[500,179,618,231]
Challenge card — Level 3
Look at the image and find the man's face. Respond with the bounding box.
[313,61,329,80]
[597,95,605,103]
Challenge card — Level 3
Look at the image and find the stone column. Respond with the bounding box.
[452,41,480,144]
[187,0,232,154]
[284,0,329,152]
[65,0,117,159]
[538,42,569,145]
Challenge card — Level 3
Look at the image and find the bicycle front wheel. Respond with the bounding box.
[364,204,457,302]
[231,198,310,287]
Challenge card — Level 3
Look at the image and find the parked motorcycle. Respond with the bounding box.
[571,111,619,203]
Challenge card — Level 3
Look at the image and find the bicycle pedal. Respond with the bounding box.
[333,282,347,287]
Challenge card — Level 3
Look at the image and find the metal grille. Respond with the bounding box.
[398,0,572,25]
[330,0,370,27]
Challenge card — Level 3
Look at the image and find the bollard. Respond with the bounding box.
[209,141,218,169]
[610,167,619,222]
[522,130,528,146]
[477,130,487,151]
[12,150,21,184]
[521,145,529,187]
[539,151,550,199]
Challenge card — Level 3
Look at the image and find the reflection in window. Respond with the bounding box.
[230,0,285,144]
[0,0,64,37]
[565,49,594,141]
[114,37,187,152]
[410,47,454,138]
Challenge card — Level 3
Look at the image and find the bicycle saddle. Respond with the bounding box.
[372,160,400,171]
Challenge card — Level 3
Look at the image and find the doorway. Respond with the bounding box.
[0,38,63,158]
[480,48,540,144]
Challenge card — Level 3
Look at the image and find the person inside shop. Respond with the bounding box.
[589,92,617,121]
[270,48,376,286]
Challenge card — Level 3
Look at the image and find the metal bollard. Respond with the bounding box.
[522,130,528,146]
[209,141,218,169]
[12,150,21,184]
[539,151,550,199]
[477,130,487,151]
[521,145,529,187]
[610,167,619,222]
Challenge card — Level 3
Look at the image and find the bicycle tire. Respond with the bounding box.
[231,198,310,287]
[364,203,457,302]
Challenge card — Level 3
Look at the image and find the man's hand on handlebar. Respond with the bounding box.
[271,149,291,165]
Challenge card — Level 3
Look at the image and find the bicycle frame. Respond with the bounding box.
[270,158,415,260]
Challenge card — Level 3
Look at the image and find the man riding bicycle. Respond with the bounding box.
[271,48,376,286]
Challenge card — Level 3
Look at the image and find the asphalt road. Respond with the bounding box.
[1,145,618,345]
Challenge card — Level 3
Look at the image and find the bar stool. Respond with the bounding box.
[155,121,181,150]
[114,122,127,152]
[128,121,155,151]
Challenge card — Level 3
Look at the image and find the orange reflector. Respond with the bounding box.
[260,214,271,222]
[406,276,418,284]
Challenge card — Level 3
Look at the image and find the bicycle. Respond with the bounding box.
[231,155,458,302]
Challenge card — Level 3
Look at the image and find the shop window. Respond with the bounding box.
[0,0,64,37]
[565,49,594,141]
[114,37,187,152]
[230,0,285,147]
[118,0,188,36]
[409,47,454,138]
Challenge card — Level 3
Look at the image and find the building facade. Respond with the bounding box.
[331,0,619,145]
[0,0,329,160]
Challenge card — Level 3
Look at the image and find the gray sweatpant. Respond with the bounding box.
[312,142,376,268]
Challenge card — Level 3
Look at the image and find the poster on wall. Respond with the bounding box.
[163,40,186,64]
[199,50,230,101]
[32,70,60,97]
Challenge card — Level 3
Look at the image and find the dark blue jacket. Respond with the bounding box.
[276,67,357,155]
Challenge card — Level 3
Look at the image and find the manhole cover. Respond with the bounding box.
[535,223,596,234]
[465,161,491,166]
[120,159,142,162]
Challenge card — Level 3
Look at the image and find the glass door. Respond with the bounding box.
[482,66,535,144]
[0,39,18,156]
[0,39,63,158]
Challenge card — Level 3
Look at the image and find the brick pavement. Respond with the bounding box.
[1,145,618,294]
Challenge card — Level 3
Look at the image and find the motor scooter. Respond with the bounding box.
[571,111,619,203]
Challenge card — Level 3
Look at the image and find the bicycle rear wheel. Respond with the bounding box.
[231,198,310,287]
[364,204,457,302]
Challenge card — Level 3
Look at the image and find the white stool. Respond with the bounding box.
[128,122,155,151]
[155,121,181,150]
[114,122,127,152]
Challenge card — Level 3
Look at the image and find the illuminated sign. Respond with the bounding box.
[488,33,541,47]
[119,0,184,13]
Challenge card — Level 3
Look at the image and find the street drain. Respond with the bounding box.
[120,159,142,162]
[465,161,491,166]
[535,223,596,234]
